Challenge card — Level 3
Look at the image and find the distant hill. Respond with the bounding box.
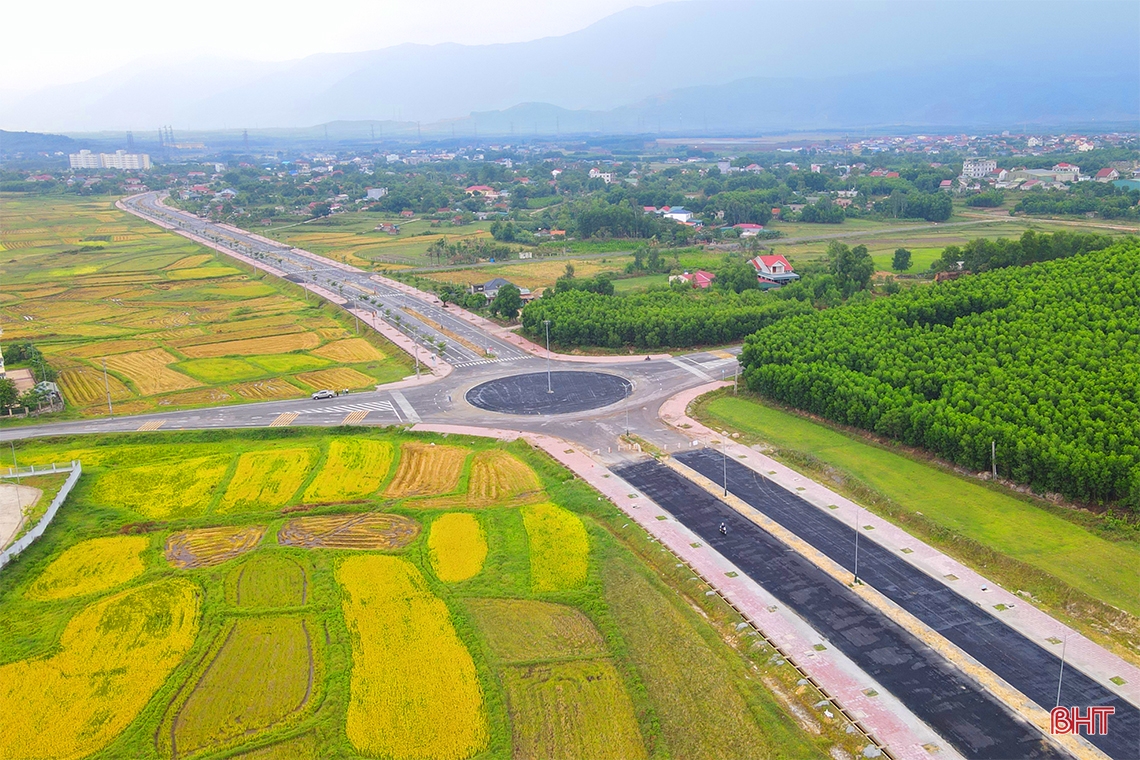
[3,0,1136,133]
[0,129,76,157]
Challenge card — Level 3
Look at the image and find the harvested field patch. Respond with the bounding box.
[467,450,542,507]
[428,513,486,582]
[465,599,607,663]
[177,357,265,384]
[89,454,231,519]
[165,525,267,569]
[249,353,332,374]
[0,580,199,760]
[522,503,589,593]
[278,512,419,550]
[170,617,314,758]
[502,661,647,760]
[337,555,487,759]
[58,365,133,405]
[156,387,233,406]
[303,438,393,503]
[165,253,214,270]
[179,332,320,358]
[219,448,315,513]
[232,733,319,760]
[166,265,243,281]
[604,559,774,759]
[62,338,158,358]
[294,367,377,391]
[233,378,302,399]
[26,535,149,600]
[104,348,202,395]
[313,338,387,363]
[233,554,307,608]
[385,442,470,498]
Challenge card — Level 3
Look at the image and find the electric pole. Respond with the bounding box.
[102,358,113,418]
[544,320,552,394]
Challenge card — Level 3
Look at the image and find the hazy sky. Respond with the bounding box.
[3,0,674,93]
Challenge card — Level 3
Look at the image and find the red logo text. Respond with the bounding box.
[1050,706,1114,736]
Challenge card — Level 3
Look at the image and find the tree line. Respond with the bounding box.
[740,241,1140,505]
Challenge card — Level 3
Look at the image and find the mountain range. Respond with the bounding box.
[3,0,1137,135]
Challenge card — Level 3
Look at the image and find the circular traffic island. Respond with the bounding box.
[465,371,633,415]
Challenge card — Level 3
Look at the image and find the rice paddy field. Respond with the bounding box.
[0,427,862,759]
[0,194,412,419]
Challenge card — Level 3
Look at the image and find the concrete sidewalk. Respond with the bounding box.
[658,384,1140,712]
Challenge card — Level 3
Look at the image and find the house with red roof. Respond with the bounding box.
[1094,168,1120,182]
[749,254,800,289]
[733,223,765,237]
[670,270,716,288]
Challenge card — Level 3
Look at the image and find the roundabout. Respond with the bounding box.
[464,371,633,415]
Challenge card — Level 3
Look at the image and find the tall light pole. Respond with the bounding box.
[543,319,552,394]
[10,441,20,516]
[1055,634,1068,707]
[853,503,861,584]
[102,358,113,418]
[721,431,729,496]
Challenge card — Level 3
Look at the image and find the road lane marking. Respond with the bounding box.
[390,391,420,423]
[136,420,166,431]
[341,410,369,425]
[269,412,299,427]
[668,357,714,382]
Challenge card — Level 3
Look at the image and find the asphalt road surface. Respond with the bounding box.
[465,370,633,414]
[615,459,1070,760]
[676,449,1140,760]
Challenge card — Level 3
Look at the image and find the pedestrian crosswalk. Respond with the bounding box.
[341,410,370,425]
[452,355,527,369]
[136,419,166,431]
[269,412,299,427]
[296,400,396,415]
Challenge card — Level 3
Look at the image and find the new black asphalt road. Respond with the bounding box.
[465,370,633,415]
[676,449,1140,760]
[614,459,1069,760]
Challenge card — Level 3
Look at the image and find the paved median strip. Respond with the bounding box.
[269,412,299,427]
[341,410,369,425]
[136,420,166,431]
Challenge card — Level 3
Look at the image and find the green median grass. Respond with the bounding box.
[695,393,1140,658]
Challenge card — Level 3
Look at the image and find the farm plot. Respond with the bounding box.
[89,454,232,519]
[467,450,542,507]
[177,357,266,384]
[165,525,267,569]
[25,535,149,600]
[58,365,132,404]
[303,438,393,503]
[104,348,202,395]
[385,442,471,498]
[0,579,200,760]
[233,378,303,400]
[219,448,316,513]
[278,513,420,550]
[179,332,321,359]
[428,513,487,582]
[313,338,387,363]
[337,555,487,760]
[250,354,333,374]
[464,599,607,663]
[501,661,647,760]
[232,554,307,608]
[169,617,315,759]
[522,503,589,592]
[295,367,377,392]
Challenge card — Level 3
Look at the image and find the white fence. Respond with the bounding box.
[0,461,82,569]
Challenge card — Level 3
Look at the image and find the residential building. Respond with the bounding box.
[366,187,389,200]
[749,254,800,288]
[662,207,693,223]
[1094,168,1120,182]
[1052,163,1080,182]
[670,270,716,289]
[471,277,532,301]
[961,158,997,178]
[733,223,765,237]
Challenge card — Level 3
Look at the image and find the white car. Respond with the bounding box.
[311,389,336,400]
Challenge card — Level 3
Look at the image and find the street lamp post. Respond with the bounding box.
[543,320,552,394]
[853,504,861,584]
[721,431,729,496]
[1055,634,1068,707]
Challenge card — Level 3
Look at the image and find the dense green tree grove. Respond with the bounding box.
[740,242,1140,504]
[522,289,812,349]
[1014,184,1140,220]
[935,230,1113,273]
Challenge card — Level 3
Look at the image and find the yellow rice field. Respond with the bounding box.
[57,366,132,405]
[25,535,149,601]
[0,579,200,760]
[295,367,377,391]
[522,503,590,593]
[384,442,470,498]
[465,599,607,663]
[302,439,393,503]
[313,338,387,363]
[337,555,487,760]
[103,348,202,395]
[179,332,321,359]
[278,513,420,550]
[232,379,302,399]
[428,513,487,582]
[218,448,316,513]
[467,450,542,506]
[88,455,231,518]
